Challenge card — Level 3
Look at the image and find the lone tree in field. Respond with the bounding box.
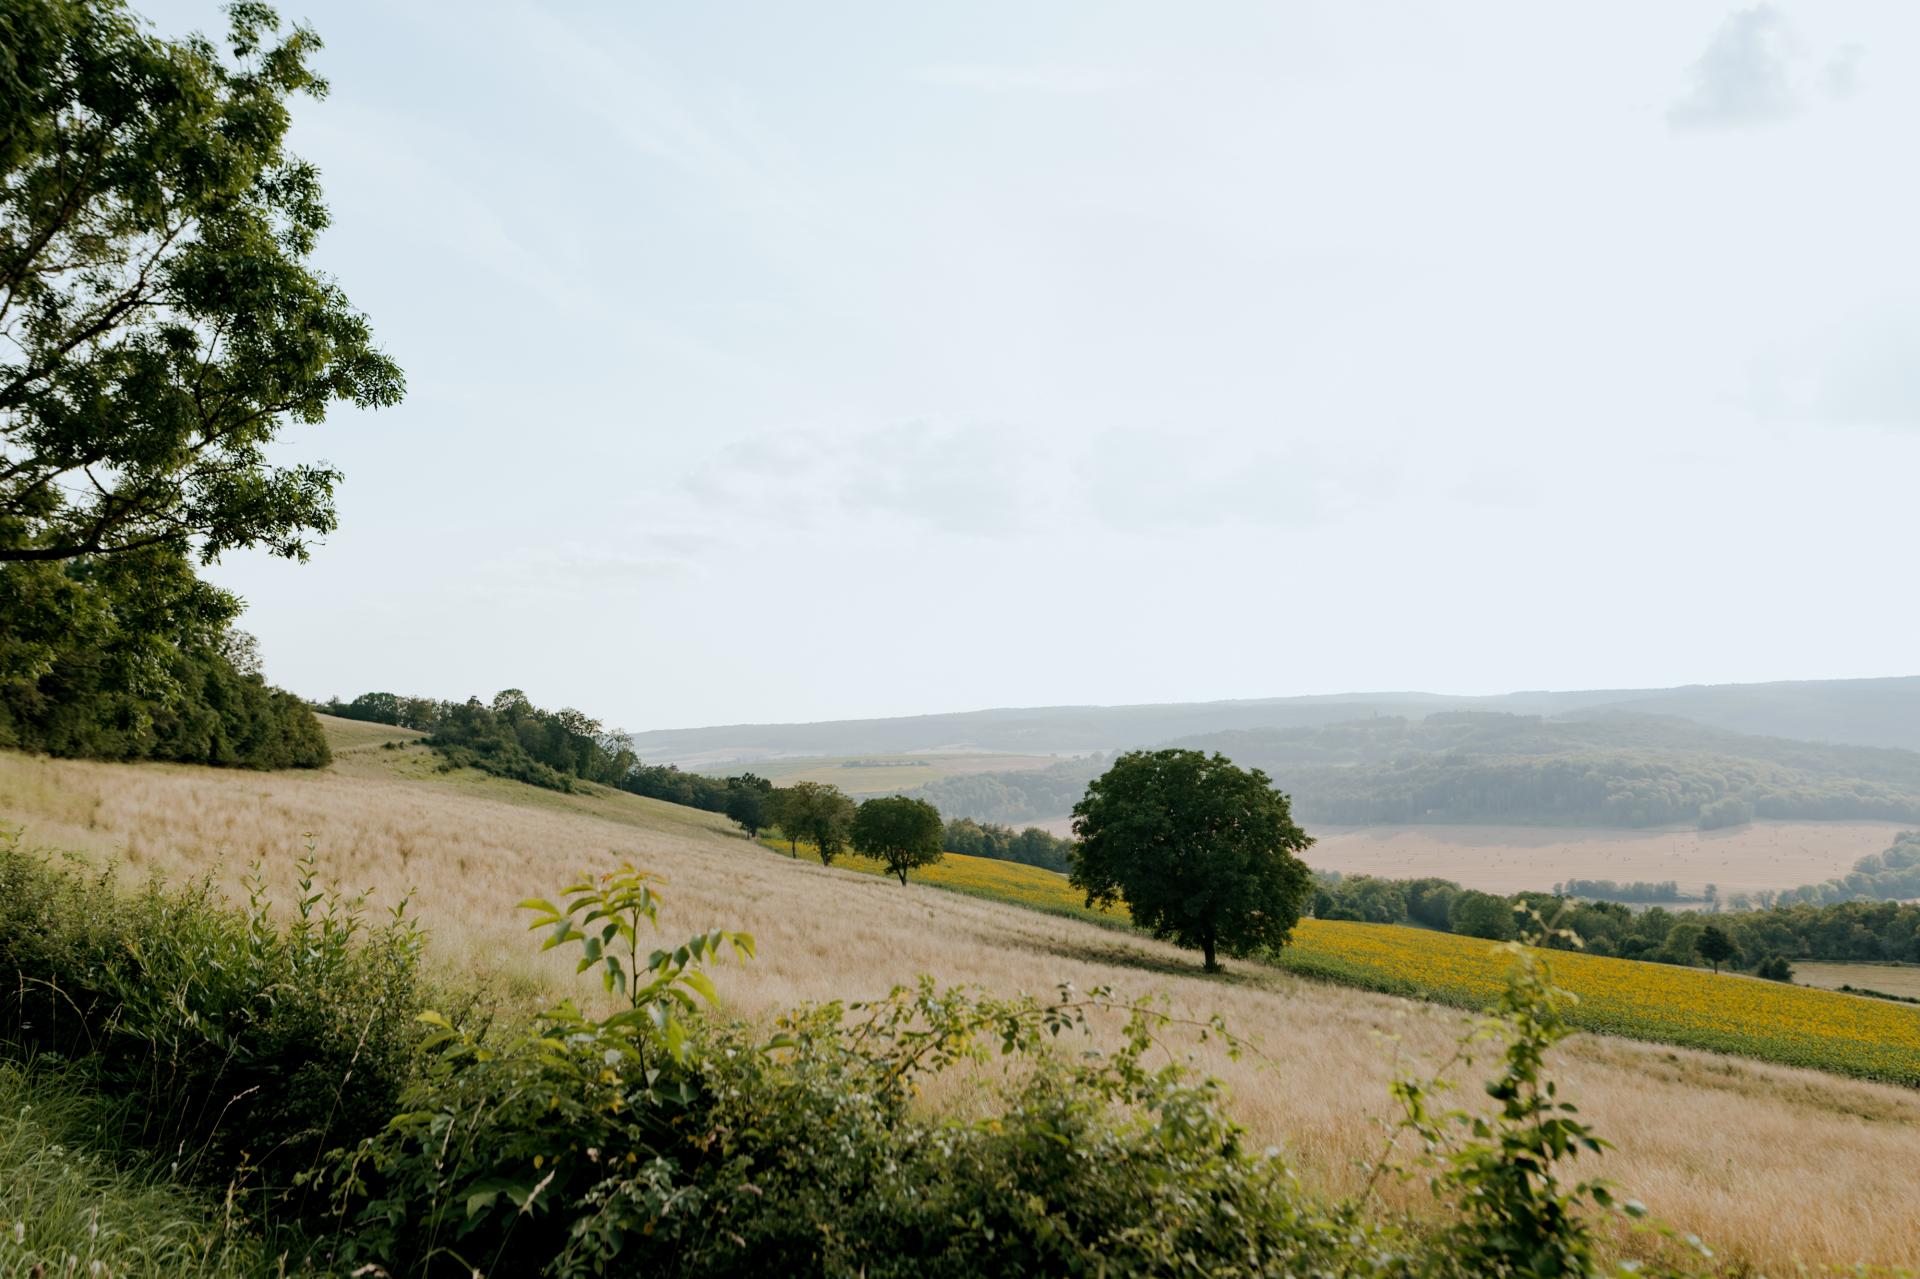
[779,781,856,865]
[1695,924,1738,975]
[851,795,944,885]
[1,0,404,567]
[1070,749,1314,973]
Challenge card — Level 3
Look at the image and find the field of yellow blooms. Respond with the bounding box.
[762,837,1920,1085]
[759,836,1128,924]
[1275,919,1920,1085]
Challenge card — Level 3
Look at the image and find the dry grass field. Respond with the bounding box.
[1794,962,1920,1000]
[1306,820,1907,897]
[2,722,1917,1272]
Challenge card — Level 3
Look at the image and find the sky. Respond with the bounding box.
[143,1,1920,730]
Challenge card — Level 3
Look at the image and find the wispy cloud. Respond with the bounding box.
[674,422,1055,538]
[1078,429,1395,532]
[1748,302,1920,427]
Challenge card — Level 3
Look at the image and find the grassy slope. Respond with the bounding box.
[4,734,1920,1268]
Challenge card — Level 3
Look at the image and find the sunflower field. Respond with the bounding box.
[759,837,1920,1085]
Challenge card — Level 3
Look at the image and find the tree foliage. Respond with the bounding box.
[940,816,1075,872]
[1070,750,1315,972]
[775,780,856,864]
[1311,833,1920,971]
[0,547,325,767]
[1694,925,1737,974]
[852,795,945,884]
[1,0,403,567]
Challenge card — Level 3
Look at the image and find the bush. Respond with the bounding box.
[0,834,426,1219]
[326,866,1698,1278]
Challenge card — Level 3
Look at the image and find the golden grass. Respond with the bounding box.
[3,743,1919,1272]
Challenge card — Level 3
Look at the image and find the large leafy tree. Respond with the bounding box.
[851,795,944,885]
[779,781,856,865]
[1070,749,1315,972]
[0,0,403,566]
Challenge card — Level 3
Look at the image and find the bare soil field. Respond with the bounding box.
[2,734,1917,1271]
[1794,962,1920,1000]
[1306,821,1908,897]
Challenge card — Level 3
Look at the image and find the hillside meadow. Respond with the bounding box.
[0,721,1917,1270]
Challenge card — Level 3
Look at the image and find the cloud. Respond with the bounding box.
[1667,6,1800,130]
[479,543,691,602]
[1747,302,1920,427]
[675,422,1054,538]
[1077,430,1394,531]
[914,64,1148,95]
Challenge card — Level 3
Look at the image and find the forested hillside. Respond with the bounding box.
[907,712,1920,829]
[627,676,1920,763]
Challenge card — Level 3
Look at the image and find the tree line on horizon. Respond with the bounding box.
[912,711,1920,830]
[1311,860,1920,976]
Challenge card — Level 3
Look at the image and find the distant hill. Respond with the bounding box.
[909,711,1920,830]
[627,676,1920,765]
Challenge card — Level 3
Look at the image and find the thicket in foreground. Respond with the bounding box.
[0,836,1703,1277]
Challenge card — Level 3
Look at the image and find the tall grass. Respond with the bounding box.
[0,1063,266,1277]
[4,747,1920,1270]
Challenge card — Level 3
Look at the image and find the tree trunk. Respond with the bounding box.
[788,836,796,857]
[1202,934,1219,973]
[897,868,908,885]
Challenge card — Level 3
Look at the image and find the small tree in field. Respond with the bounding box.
[1070,749,1314,972]
[781,781,856,865]
[852,796,945,885]
[1695,924,1738,974]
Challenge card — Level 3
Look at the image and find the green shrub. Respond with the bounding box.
[0,838,1709,1277]
[326,867,1699,1278]
[0,834,426,1219]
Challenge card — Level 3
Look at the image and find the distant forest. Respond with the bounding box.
[913,756,1108,829]
[903,712,1920,829]
[1312,864,1920,970]
[626,675,1920,761]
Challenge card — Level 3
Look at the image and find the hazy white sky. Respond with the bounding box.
[148,1,1920,730]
